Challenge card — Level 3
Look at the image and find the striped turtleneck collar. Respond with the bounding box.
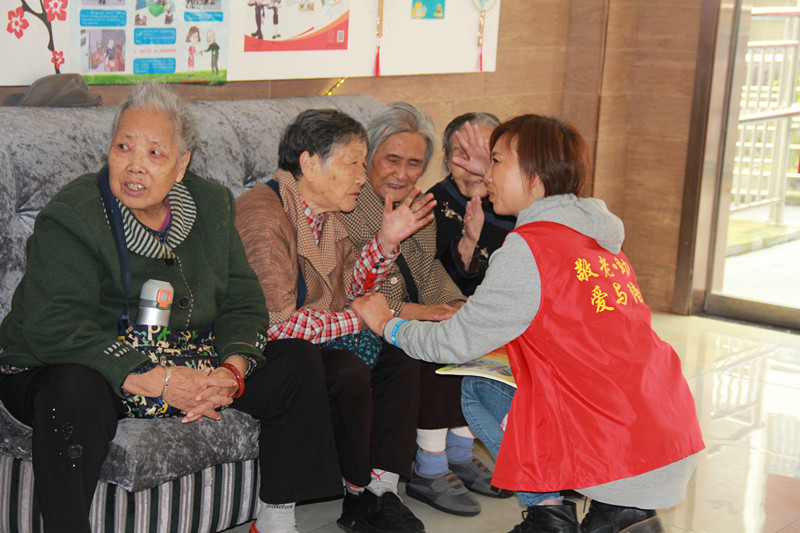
[117,182,196,259]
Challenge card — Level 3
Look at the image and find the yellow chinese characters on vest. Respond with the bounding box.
[574,255,643,313]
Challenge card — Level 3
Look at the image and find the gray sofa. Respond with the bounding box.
[0,93,384,533]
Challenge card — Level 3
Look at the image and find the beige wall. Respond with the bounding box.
[0,0,704,312]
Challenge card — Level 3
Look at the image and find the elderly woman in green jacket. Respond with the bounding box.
[0,82,340,533]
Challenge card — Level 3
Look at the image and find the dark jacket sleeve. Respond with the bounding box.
[208,187,269,365]
[16,187,149,395]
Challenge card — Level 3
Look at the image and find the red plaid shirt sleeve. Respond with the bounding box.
[267,308,361,343]
[266,236,396,344]
[347,235,399,302]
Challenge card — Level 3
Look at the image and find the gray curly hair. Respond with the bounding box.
[110,81,198,157]
[366,101,436,172]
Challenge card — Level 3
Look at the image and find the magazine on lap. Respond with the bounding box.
[435,346,516,388]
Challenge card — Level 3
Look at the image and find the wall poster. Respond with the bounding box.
[75,0,230,84]
[243,0,349,52]
[1,0,500,87]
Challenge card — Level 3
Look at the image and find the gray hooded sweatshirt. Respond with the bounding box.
[383,194,624,364]
[384,194,696,509]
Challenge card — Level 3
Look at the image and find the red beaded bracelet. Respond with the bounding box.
[220,363,245,398]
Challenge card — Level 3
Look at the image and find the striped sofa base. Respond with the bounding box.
[0,454,260,533]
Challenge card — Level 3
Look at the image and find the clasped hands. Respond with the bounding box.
[123,355,248,424]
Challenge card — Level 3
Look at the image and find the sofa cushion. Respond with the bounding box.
[0,397,31,461]
[0,400,260,493]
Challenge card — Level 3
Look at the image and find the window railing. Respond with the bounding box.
[730,9,800,224]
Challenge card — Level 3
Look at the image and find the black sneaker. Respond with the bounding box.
[580,500,663,533]
[382,491,425,532]
[337,490,424,533]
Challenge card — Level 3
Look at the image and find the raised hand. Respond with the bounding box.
[378,187,436,251]
[457,194,485,269]
[451,121,491,176]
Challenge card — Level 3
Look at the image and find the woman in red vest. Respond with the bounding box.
[357,114,705,533]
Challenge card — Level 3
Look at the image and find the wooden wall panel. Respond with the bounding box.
[593,137,630,216]
[622,0,702,309]
[592,1,638,236]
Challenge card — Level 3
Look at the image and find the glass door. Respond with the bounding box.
[706,0,800,329]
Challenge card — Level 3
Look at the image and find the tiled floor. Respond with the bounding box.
[723,205,800,309]
[230,312,800,533]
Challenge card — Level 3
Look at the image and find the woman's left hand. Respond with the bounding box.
[457,195,485,269]
[451,121,491,176]
[378,188,436,251]
[149,366,236,422]
[182,356,249,423]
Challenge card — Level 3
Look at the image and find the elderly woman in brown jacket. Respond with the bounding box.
[235,108,435,533]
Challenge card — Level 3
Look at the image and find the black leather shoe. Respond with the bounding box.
[580,500,664,533]
[509,501,579,533]
[336,490,425,533]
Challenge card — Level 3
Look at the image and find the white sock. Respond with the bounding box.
[345,479,365,496]
[367,469,399,496]
[254,502,298,533]
[449,426,475,439]
[416,428,448,453]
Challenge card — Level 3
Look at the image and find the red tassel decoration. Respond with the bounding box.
[376,0,384,77]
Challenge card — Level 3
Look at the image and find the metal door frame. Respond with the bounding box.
[677,0,800,330]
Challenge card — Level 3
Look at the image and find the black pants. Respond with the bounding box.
[0,364,123,533]
[0,338,340,533]
[321,342,419,488]
[417,360,467,429]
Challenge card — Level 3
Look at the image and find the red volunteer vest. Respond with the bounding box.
[492,221,704,492]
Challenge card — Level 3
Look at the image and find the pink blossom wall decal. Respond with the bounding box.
[8,0,68,73]
[51,49,64,68]
[7,6,30,39]
[44,0,68,22]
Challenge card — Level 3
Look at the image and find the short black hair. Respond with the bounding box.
[278,109,368,179]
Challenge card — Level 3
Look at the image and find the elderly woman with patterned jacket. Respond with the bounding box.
[342,102,502,518]
[427,112,516,298]
[0,82,340,533]
[235,108,436,533]
[357,114,704,533]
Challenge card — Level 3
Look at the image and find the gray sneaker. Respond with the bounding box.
[449,457,514,499]
[405,469,481,517]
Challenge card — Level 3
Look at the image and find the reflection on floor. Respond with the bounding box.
[230,312,800,533]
